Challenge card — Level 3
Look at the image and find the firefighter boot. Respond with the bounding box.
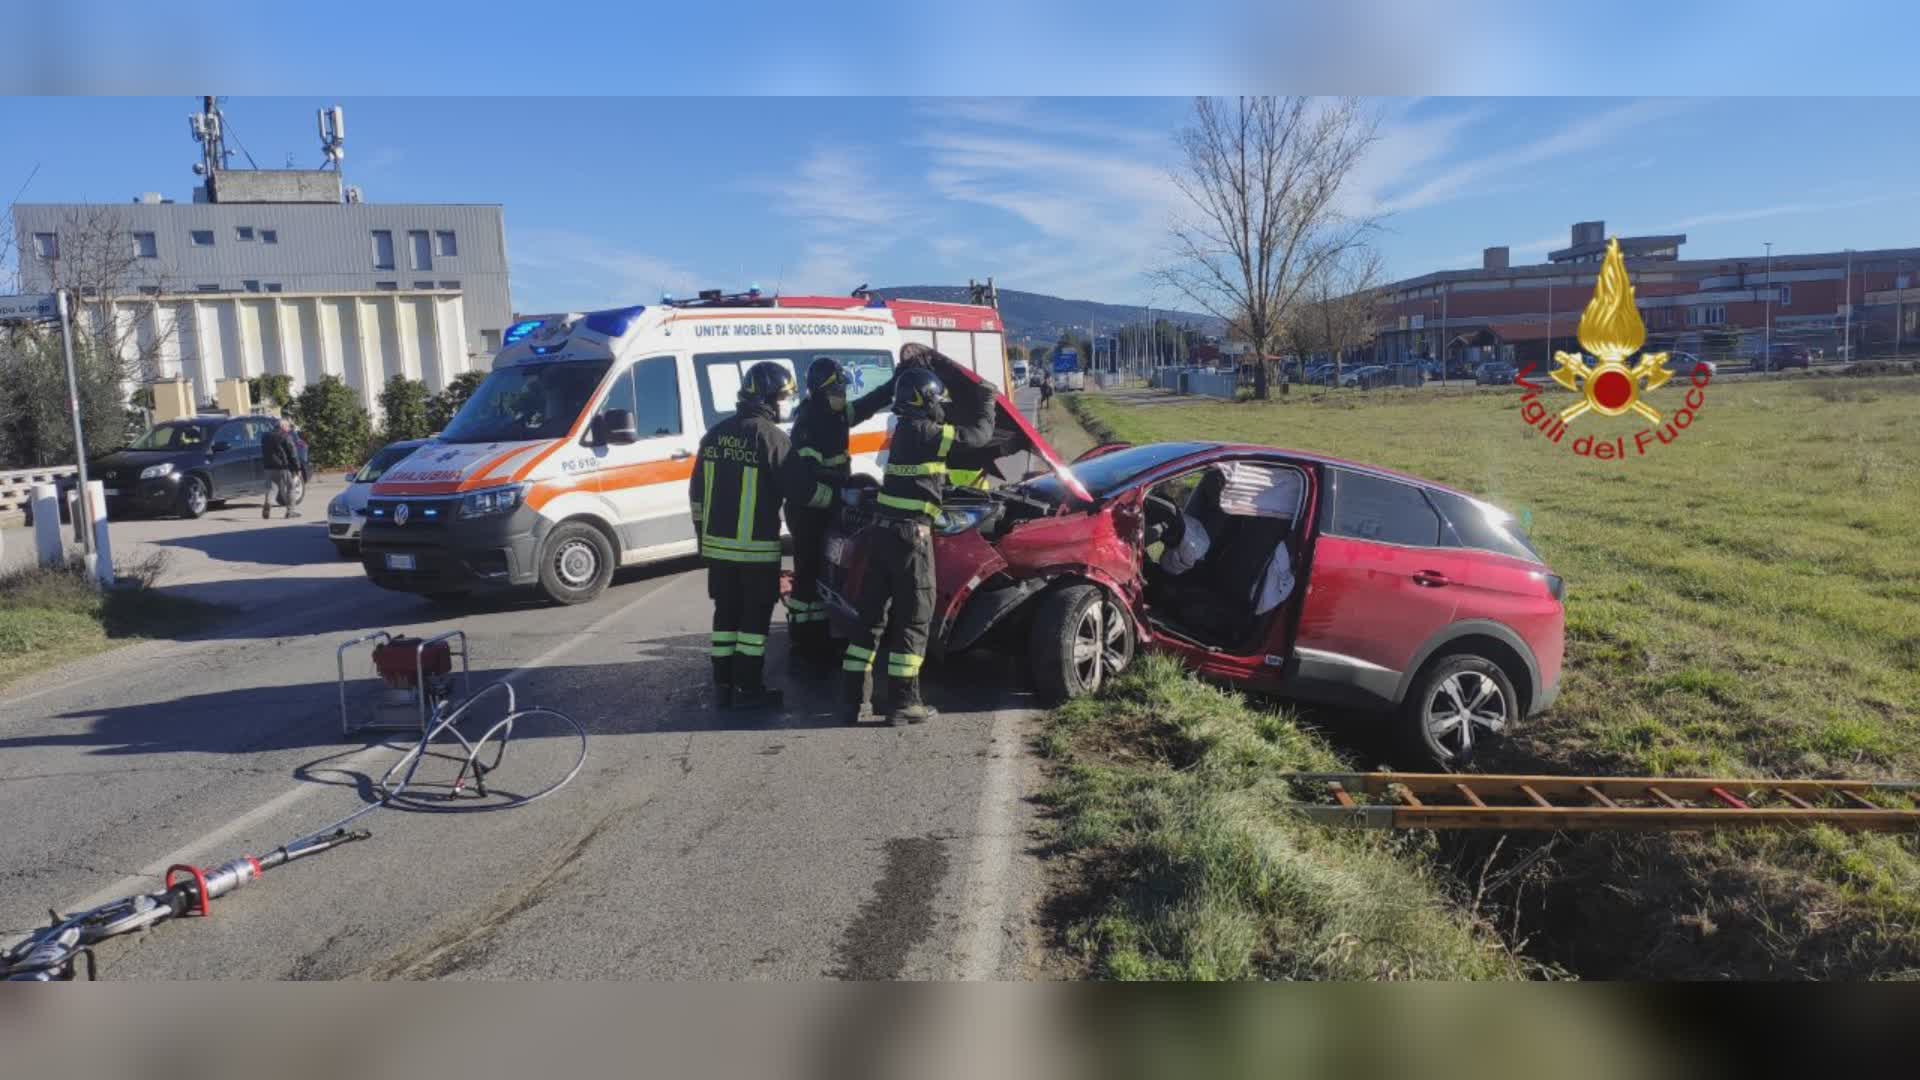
[888,677,937,726]
[711,656,734,711]
[731,653,785,711]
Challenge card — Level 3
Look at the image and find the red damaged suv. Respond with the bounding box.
[820,371,1565,768]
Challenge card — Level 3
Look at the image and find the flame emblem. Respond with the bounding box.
[1550,238,1673,424]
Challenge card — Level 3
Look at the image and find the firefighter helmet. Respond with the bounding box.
[739,361,796,405]
[892,367,951,421]
[806,356,848,398]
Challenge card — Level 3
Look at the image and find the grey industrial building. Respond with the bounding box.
[14,168,511,358]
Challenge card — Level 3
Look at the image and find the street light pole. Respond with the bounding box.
[1843,249,1853,363]
[1763,241,1773,369]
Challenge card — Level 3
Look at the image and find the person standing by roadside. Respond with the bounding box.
[782,356,896,666]
[689,362,796,711]
[262,417,301,520]
[840,345,997,726]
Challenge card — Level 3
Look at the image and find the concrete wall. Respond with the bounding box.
[14,201,509,358]
[93,288,473,419]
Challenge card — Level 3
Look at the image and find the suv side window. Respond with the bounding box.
[1327,468,1441,547]
[214,421,252,449]
[1428,488,1541,563]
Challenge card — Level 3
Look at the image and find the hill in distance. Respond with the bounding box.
[871,285,1224,344]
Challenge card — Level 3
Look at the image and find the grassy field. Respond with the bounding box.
[0,556,218,690]
[1056,371,1920,978]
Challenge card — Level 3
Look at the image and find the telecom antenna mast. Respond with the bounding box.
[318,105,346,169]
[187,95,229,177]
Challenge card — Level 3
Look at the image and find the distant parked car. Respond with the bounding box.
[1474,362,1518,385]
[1341,365,1391,389]
[1669,351,1717,378]
[327,438,431,558]
[22,414,309,524]
[1760,343,1813,371]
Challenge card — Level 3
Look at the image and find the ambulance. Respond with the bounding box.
[358,289,1013,605]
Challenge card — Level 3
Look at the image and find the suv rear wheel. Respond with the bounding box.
[1031,583,1134,705]
[536,521,614,605]
[1402,653,1517,770]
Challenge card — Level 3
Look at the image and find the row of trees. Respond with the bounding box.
[293,370,486,468]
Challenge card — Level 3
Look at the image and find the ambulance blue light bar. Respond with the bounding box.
[582,305,646,338]
[502,319,544,346]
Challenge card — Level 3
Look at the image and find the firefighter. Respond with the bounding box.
[688,361,795,711]
[841,345,998,725]
[782,356,896,664]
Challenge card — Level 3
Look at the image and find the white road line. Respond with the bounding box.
[57,573,690,916]
[950,706,1026,980]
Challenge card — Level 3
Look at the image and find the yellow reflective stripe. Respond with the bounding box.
[845,644,875,660]
[798,447,824,461]
[710,630,738,658]
[701,535,781,552]
[885,461,948,476]
[937,424,954,457]
[808,483,834,509]
[886,653,925,677]
[822,454,849,467]
[711,645,736,657]
[700,461,715,534]
[702,543,780,563]
[712,631,739,643]
[947,468,987,489]
[736,465,758,542]
[735,632,767,657]
[876,494,941,519]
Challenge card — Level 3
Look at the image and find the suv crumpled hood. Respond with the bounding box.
[937,358,1091,503]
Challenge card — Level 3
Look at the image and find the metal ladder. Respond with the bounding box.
[1282,772,1920,831]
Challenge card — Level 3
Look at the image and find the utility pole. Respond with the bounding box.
[1843,249,1853,363]
[57,289,100,580]
[1763,241,1773,369]
[1546,276,1554,366]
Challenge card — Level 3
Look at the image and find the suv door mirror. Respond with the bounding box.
[602,408,639,445]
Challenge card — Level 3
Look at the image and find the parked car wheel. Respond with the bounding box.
[536,520,614,605]
[177,475,210,519]
[1031,582,1134,705]
[290,473,307,506]
[1402,653,1518,770]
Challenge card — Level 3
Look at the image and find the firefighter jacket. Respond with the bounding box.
[688,399,791,564]
[874,372,996,522]
[784,380,893,511]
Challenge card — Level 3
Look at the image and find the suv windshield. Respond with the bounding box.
[128,422,212,451]
[353,443,424,483]
[438,360,612,443]
[1020,441,1213,503]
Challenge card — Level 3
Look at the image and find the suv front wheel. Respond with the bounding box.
[1402,653,1517,770]
[1031,583,1134,705]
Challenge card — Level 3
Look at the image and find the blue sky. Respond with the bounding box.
[3,96,1917,315]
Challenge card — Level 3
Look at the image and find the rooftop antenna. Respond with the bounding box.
[188,95,230,178]
[318,105,346,170]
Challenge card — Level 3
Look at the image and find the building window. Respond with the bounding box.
[375,281,398,291]
[133,232,157,258]
[435,231,457,257]
[191,229,215,247]
[438,280,460,289]
[481,329,501,352]
[236,226,255,241]
[261,229,277,244]
[33,233,58,259]
[138,286,161,296]
[408,230,432,271]
[372,230,395,269]
[265,283,282,293]
[242,280,261,292]
[195,284,221,292]
[1778,285,1791,307]
[413,280,436,289]
[1688,305,1727,327]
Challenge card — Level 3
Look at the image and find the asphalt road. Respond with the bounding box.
[0,389,1056,980]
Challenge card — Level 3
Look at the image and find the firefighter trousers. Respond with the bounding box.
[842,517,934,684]
[783,505,833,656]
[709,562,781,691]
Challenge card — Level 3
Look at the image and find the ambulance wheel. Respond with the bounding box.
[1031,583,1134,706]
[537,521,614,605]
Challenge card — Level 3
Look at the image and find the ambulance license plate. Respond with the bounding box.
[385,554,416,571]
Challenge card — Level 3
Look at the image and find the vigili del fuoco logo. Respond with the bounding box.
[1515,237,1712,460]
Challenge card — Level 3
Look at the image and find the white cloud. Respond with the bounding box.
[914,98,1171,151]
[1650,194,1901,232]
[758,149,912,232]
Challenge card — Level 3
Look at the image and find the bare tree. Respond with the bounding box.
[1309,246,1385,388]
[38,206,181,384]
[1157,96,1379,400]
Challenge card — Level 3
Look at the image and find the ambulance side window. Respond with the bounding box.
[631,356,682,437]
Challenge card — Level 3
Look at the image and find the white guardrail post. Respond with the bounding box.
[32,483,64,567]
[84,480,112,585]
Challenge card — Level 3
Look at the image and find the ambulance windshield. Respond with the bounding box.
[439,359,613,443]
